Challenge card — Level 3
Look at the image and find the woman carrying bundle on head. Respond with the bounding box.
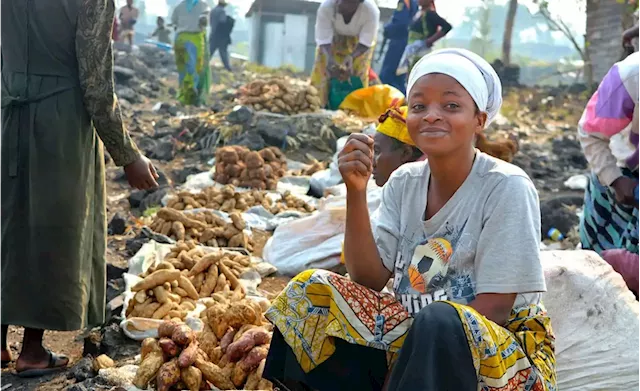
[262,48,556,391]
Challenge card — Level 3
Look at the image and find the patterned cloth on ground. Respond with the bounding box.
[266,269,556,390]
[175,31,211,106]
[310,35,373,108]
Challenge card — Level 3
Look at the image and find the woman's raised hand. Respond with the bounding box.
[338,133,374,193]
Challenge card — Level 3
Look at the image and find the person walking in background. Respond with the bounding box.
[311,0,380,108]
[171,0,212,105]
[209,0,234,71]
[119,0,140,46]
[151,16,172,45]
[396,0,451,76]
[378,0,418,93]
[1,0,158,376]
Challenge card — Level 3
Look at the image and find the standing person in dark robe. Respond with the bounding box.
[1,0,159,377]
[209,0,233,71]
[378,0,418,94]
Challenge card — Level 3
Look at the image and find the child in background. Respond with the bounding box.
[151,16,172,45]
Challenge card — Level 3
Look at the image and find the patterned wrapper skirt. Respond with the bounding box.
[266,269,557,391]
[580,169,639,254]
[310,35,374,108]
[174,31,211,106]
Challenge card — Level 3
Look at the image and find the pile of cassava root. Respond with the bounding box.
[238,78,321,114]
[214,146,287,191]
[126,242,256,323]
[167,185,315,214]
[133,316,274,391]
[149,208,253,250]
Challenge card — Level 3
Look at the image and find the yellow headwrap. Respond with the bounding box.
[376,106,415,146]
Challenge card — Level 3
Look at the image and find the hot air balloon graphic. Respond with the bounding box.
[407,238,453,293]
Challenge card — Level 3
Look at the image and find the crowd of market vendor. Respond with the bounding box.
[1,0,639,389]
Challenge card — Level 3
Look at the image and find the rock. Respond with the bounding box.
[93,355,115,371]
[128,190,146,209]
[540,193,583,239]
[108,213,127,235]
[83,328,102,357]
[154,119,171,129]
[100,323,140,360]
[115,87,137,102]
[211,102,225,113]
[152,136,176,161]
[168,105,179,116]
[172,166,202,184]
[228,131,266,151]
[135,136,157,157]
[67,379,98,391]
[227,105,253,124]
[139,187,169,212]
[113,66,136,84]
[256,117,289,147]
[153,127,175,139]
[126,235,148,256]
[69,356,95,382]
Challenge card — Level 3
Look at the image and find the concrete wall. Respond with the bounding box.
[585,0,629,82]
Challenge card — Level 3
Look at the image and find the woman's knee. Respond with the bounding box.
[412,301,460,331]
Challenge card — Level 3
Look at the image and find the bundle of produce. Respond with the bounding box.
[214,146,287,191]
[148,208,253,250]
[167,185,315,214]
[238,78,321,115]
[161,242,251,299]
[197,299,274,390]
[125,262,200,322]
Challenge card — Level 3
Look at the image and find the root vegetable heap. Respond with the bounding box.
[167,185,315,214]
[126,243,255,323]
[214,146,287,191]
[149,208,253,250]
[198,298,274,390]
[238,78,322,115]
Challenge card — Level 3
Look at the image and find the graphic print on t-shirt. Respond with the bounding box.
[393,220,477,314]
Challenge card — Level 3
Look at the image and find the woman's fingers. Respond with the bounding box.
[338,150,372,169]
[339,160,370,177]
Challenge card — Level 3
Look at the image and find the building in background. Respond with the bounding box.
[245,0,395,74]
[586,0,636,82]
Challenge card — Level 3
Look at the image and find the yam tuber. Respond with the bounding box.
[157,208,207,229]
[220,328,238,353]
[141,338,162,361]
[153,301,176,320]
[178,340,199,368]
[133,349,164,389]
[188,253,220,276]
[132,269,181,292]
[157,358,181,391]
[181,365,203,391]
[194,357,236,390]
[179,275,200,300]
[158,320,180,339]
[159,338,179,358]
[172,323,195,346]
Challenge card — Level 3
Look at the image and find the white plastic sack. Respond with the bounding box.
[541,250,639,390]
[262,208,345,277]
[263,186,382,277]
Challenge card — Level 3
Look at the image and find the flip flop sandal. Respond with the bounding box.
[16,350,68,378]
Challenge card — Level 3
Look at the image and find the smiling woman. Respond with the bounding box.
[262,49,556,391]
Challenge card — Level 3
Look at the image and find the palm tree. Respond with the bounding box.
[501,0,518,64]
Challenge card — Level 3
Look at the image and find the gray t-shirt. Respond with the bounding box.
[372,152,546,315]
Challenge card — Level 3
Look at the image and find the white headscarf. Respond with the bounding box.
[406,48,502,128]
